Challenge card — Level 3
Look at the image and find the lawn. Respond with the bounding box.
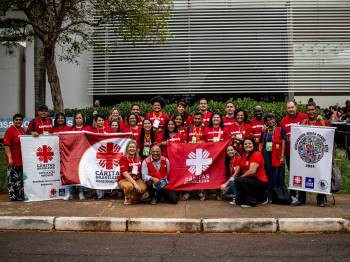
[0,148,349,194]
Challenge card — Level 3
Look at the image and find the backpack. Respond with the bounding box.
[331,165,342,193]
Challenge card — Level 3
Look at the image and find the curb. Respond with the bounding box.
[0,216,349,233]
[279,218,348,233]
[128,218,201,233]
[55,217,127,232]
[0,216,54,231]
[203,218,277,233]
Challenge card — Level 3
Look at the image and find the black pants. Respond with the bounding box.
[286,156,297,197]
[146,181,178,204]
[234,176,268,206]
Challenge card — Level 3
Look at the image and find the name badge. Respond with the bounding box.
[213,136,220,142]
[43,131,49,136]
[143,146,150,156]
[131,164,138,175]
[266,142,273,152]
[191,136,197,143]
[236,133,242,139]
[153,119,160,128]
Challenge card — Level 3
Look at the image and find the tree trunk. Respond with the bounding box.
[34,36,46,113]
[45,46,64,113]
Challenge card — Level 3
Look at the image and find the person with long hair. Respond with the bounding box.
[4,113,25,200]
[110,119,120,132]
[173,113,188,142]
[144,96,169,136]
[234,138,268,207]
[259,113,287,204]
[118,140,148,205]
[70,112,92,132]
[52,112,70,133]
[220,144,241,204]
[229,108,253,155]
[92,114,114,133]
[158,119,184,157]
[139,119,157,159]
[203,113,230,143]
[172,101,192,127]
[106,107,124,129]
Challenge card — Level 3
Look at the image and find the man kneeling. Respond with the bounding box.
[141,145,178,204]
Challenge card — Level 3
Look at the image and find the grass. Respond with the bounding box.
[0,148,349,194]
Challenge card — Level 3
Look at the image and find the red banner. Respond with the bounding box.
[168,140,230,190]
[59,132,132,189]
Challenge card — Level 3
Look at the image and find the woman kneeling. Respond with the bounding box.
[234,137,268,207]
[118,140,148,205]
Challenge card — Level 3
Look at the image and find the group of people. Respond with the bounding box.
[4,97,330,207]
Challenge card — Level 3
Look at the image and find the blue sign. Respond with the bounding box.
[305,177,315,189]
[0,117,73,134]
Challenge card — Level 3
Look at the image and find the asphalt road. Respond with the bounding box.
[1,232,349,262]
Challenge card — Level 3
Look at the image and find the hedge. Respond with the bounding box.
[62,97,315,125]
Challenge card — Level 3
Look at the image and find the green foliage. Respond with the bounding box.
[338,156,350,194]
[0,149,7,192]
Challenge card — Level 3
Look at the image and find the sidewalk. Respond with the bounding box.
[0,193,349,233]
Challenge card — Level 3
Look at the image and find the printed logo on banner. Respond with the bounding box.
[96,143,122,170]
[58,188,66,196]
[186,149,213,176]
[294,132,329,166]
[293,176,303,187]
[50,187,57,198]
[318,180,329,191]
[36,145,54,163]
[305,177,315,189]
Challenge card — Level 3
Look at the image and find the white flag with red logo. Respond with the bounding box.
[59,132,132,189]
[20,135,67,202]
[168,140,230,190]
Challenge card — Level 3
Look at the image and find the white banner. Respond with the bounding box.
[20,135,67,202]
[289,125,335,194]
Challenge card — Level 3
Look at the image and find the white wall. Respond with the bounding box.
[0,46,21,117]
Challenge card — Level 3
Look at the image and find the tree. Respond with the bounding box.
[0,0,173,113]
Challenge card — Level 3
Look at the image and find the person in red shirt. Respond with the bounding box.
[198,98,212,127]
[110,120,120,132]
[70,112,93,132]
[52,112,70,133]
[105,107,125,130]
[298,102,329,207]
[222,100,236,129]
[92,114,114,134]
[4,113,25,200]
[234,137,268,207]
[203,113,230,143]
[121,114,142,146]
[139,119,157,159]
[158,119,184,157]
[171,101,192,127]
[249,106,265,144]
[27,104,53,136]
[173,113,188,142]
[229,108,253,155]
[145,97,169,136]
[279,100,308,200]
[118,140,147,205]
[187,112,205,144]
[220,144,241,204]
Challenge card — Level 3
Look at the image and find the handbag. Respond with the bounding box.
[272,184,292,205]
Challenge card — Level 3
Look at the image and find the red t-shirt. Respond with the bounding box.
[52,125,71,133]
[249,118,264,143]
[158,132,184,156]
[70,125,93,132]
[301,119,329,127]
[240,151,267,182]
[230,155,241,175]
[203,127,230,142]
[279,112,308,155]
[177,127,188,142]
[171,114,193,127]
[144,112,169,133]
[119,155,142,181]
[201,111,212,127]
[27,117,53,134]
[92,126,115,133]
[229,122,253,140]
[121,125,141,145]
[222,116,237,129]
[187,125,205,144]
[3,125,26,166]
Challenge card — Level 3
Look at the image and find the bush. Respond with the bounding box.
[63,97,312,123]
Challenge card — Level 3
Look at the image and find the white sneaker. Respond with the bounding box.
[96,190,104,199]
[79,192,85,200]
[229,197,236,205]
[63,193,73,201]
[240,204,252,208]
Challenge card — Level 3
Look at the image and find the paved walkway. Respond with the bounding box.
[1,193,349,218]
